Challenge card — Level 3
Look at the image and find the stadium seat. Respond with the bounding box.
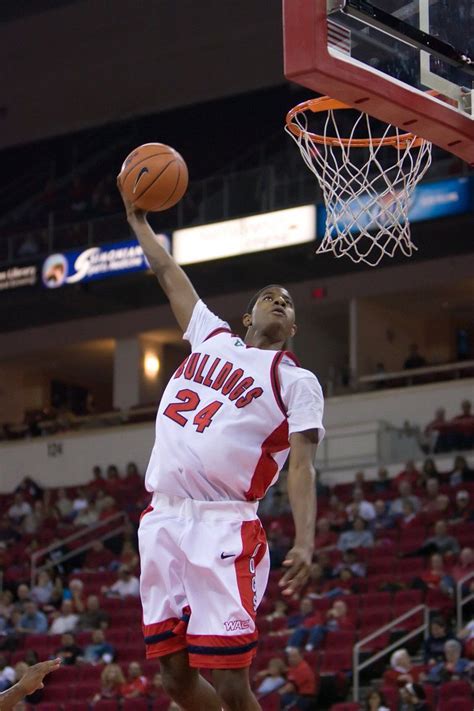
[381,685,398,709]
[92,701,119,711]
[259,693,281,711]
[151,698,173,711]
[330,704,360,711]
[358,592,391,608]
[438,698,473,711]
[320,649,352,673]
[122,698,149,711]
[438,680,472,702]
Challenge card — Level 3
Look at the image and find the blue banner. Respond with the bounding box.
[317,176,473,238]
[41,236,169,289]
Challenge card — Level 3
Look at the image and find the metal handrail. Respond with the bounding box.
[359,359,474,384]
[353,604,429,702]
[456,570,474,629]
[30,511,129,587]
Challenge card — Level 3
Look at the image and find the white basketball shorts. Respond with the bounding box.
[138,492,270,669]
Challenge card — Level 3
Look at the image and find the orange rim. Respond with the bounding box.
[285,96,427,149]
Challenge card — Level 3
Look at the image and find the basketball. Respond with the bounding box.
[119,143,188,212]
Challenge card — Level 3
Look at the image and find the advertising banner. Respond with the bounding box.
[0,264,38,291]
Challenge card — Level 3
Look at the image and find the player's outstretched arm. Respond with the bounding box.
[117,178,199,332]
[0,658,61,710]
[279,430,318,596]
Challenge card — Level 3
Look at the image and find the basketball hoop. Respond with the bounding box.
[285,97,433,267]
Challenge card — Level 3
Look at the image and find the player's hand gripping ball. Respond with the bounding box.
[118,143,188,212]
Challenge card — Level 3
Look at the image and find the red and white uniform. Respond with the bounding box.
[139,300,325,668]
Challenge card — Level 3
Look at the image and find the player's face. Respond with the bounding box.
[244,287,297,341]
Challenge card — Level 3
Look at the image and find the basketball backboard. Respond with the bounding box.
[283,0,474,163]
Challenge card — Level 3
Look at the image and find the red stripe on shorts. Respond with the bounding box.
[235,520,267,620]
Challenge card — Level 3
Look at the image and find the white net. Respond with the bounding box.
[285,102,433,266]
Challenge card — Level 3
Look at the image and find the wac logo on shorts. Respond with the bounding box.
[223,619,251,632]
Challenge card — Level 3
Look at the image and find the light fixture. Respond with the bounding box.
[144,352,160,378]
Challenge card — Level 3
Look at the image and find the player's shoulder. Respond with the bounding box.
[278,353,321,386]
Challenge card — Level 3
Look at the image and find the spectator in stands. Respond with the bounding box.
[383,649,423,687]
[118,539,139,570]
[365,688,390,711]
[421,479,442,514]
[423,617,455,665]
[54,488,73,520]
[398,500,422,530]
[124,462,142,488]
[371,499,395,531]
[287,597,314,631]
[421,458,440,482]
[423,520,460,556]
[64,578,85,612]
[326,494,347,530]
[337,516,374,551]
[254,658,287,696]
[83,540,116,571]
[313,518,337,550]
[374,467,392,494]
[148,672,164,699]
[390,482,420,516]
[0,515,20,545]
[346,486,376,522]
[24,650,39,667]
[74,501,99,527]
[450,490,474,523]
[121,661,149,699]
[454,399,472,420]
[278,647,317,710]
[102,566,139,599]
[22,500,46,535]
[0,590,14,626]
[13,584,31,614]
[403,344,426,370]
[451,547,474,589]
[302,600,354,652]
[83,629,115,664]
[15,477,43,501]
[267,521,288,569]
[395,461,421,488]
[333,549,366,578]
[49,599,79,635]
[16,600,48,635]
[398,682,428,711]
[0,654,15,692]
[8,494,32,525]
[265,599,288,624]
[448,455,474,487]
[89,465,106,491]
[54,632,83,666]
[424,408,447,453]
[413,553,455,597]
[77,594,109,631]
[71,489,89,516]
[92,663,126,703]
[426,639,471,684]
[98,496,118,522]
[458,614,474,659]
[30,571,57,607]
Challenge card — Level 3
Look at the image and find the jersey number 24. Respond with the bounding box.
[163,388,223,433]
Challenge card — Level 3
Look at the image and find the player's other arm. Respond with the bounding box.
[279,429,318,596]
[0,659,61,711]
[117,180,198,332]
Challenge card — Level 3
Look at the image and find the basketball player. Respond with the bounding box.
[118,182,325,711]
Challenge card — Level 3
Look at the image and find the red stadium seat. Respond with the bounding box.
[79,664,103,681]
[330,704,360,711]
[438,680,472,702]
[122,699,149,711]
[381,685,399,710]
[438,699,473,711]
[32,705,60,711]
[151,697,173,711]
[66,704,90,711]
[260,693,283,711]
[358,592,391,608]
[92,702,119,711]
[320,649,352,672]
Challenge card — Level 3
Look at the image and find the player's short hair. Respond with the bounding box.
[245,284,291,314]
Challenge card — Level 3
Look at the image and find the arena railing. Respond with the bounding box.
[456,571,474,630]
[352,604,429,702]
[359,360,474,389]
[30,510,130,588]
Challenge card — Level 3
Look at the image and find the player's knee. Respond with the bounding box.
[160,661,195,703]
[214,670,253,710]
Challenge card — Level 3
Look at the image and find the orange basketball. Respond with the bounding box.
[119,143,188,212]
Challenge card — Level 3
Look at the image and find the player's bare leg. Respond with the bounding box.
[213,668,262,711]
[160,650,223,711]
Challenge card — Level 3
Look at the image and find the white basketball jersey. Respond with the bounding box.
[145,302,324,502]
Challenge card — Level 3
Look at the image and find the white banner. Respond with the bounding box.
[173,205,315,265]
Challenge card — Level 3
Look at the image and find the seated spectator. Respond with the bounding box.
[254,658,287,696]
[383,649,423,687]
[301,563,327,599]
[423,520,460,557]
[0,654,15,692]
[450,490,474,523]
[148,672,164,699]
[413,553,455,596]
[326,494,347,530]
[64,578,85,611]
[74,502,99,527]
[267,522,289,570]
[0,515,21,545]
[265,599,288,623]
[13,584,31,614]
[71,489,89,516]
[427,639,471,684]
[98,496,118,521]
[326,566,360,597]
[403,344,426,370]
[314,518,337,550]
[287,597,314,630]
[289,599,354,651]
[102,566,140,598]
[30,571,56,607]
[83,541,116,571]
[421,458,440,482]
[55,632,83,666]
[54,488,73,520]
[420,479,440,513]
[371,499,395,531]
[0,590,14,626]
[337,516,374,551]
[121,661,149,699]
[333,548,366,578]
[423,617,455,665]
[398,682,428,711]
[17,601,48,634]
[8,494,32,525]
[118,540,139,570]
[278,647,318,711]
[448,455,474,487]
[77,594,109,631]
[346,487,376,522]
[92,663,125,703]
[365,688,390,711]
[124,462,142,488]
[398,500,422,529]
[458,614,474,659]
[15,476,43,501]
[373,467,392,494]
[395,461,421,488]
[451,547,474,585]
[389,482,420,516]
[424,408,447,453]
[453,399,472,420]
[49,599,79,635]
[89,465,106,491]
[22,500,47,535]
[83,629,115,664]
